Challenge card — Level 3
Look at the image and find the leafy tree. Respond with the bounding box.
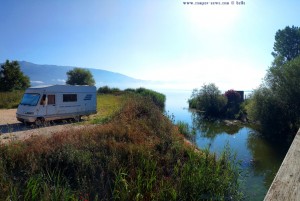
[247,26,300,142]
[0,60,30,91]
[272,26,300,63]
[66,68,95,86]
[188,83,227,118]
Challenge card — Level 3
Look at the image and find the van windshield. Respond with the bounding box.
[20,93,40,106]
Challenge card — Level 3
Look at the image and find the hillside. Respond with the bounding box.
[18,61,146,88]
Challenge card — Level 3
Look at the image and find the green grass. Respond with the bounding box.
[0,91,24,109]
[0,95,242,200]
[88,94,124,124]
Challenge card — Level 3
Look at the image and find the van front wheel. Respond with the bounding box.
[35,118,45,127]
[74,115,81,122]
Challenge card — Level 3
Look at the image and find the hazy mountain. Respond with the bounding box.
[18,61,147,89]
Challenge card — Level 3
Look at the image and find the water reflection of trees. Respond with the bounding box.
[246,130,288,187]
[191,111,291,190]
[191,112,242,139]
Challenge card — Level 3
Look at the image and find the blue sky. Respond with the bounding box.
[1,0,299,91]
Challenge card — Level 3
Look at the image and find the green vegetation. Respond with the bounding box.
[98,86,166,111]
[66,68,95,86]
[0,95,242,200]
[188,83,244,120]
[89,94,124,124]
[188,83,227,118]
[97,86,122,95]
[224,90,242,119]
[0,60,30,92]
[246,26,300,142]
[0,91,24,109]
[176,121,196,141]
[134,87,166,111]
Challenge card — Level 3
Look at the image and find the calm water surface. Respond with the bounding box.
[163,90,289,201]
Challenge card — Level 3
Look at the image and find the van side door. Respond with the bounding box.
[46,94,57,117]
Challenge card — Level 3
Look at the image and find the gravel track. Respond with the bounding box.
[0,109,87,144]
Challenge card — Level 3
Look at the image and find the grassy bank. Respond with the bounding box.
[0,95,242,200]
[89,94,124,124]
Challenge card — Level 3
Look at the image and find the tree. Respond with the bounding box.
[0,60,30,91]
[272,26,300,63]
[188,83,227,118]
[66,68,95,86]
[247,26,300,142]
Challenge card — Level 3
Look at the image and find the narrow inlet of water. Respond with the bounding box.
[163,90,288,200]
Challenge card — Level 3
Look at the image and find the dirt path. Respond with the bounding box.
[0,109,88,144]
[0,109,18,124]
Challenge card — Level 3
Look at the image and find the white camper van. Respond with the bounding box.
[16,85,97,125]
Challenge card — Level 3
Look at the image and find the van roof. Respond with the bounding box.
[26,85,96,93]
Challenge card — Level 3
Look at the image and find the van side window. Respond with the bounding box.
[40,94,46,105]
[48,95,55,105]
[63,94,77,102]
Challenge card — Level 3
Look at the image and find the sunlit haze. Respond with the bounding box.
[1,0,299,91]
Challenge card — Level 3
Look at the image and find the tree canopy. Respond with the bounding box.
[66,68,95,86]
[272,26,300,63]
[0,60,30,91]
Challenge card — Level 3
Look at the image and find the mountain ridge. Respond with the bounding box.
[17,61,146,89]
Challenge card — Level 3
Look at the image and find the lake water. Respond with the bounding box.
[163,90,289,201]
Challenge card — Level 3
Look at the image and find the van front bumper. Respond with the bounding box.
[16,113,36,123]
